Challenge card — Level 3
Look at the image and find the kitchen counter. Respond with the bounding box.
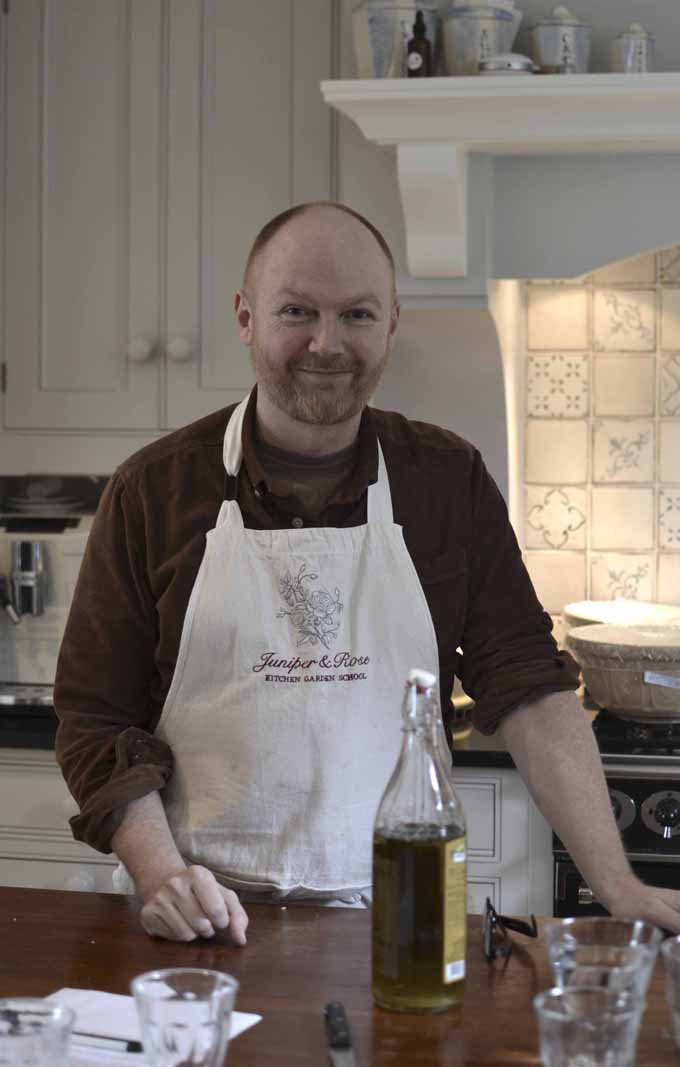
[0,886,676,1065]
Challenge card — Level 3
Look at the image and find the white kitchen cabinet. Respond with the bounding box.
[452,766,554,917]
[2,0,334,434]
[0,749,117,892]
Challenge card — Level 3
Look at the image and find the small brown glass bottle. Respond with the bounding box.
[407,11,432,77]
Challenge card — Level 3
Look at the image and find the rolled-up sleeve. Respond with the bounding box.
[459,449,579,735]
[54,472,173,853]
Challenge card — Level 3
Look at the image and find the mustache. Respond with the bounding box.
[291,358,357,373]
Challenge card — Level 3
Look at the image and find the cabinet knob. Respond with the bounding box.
[166,338,194,362]
[126,338,155,363]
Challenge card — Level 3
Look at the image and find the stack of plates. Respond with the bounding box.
[5,495,85,514]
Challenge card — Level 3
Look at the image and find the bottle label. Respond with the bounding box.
[443,837,466,983]
[407,52,424,71]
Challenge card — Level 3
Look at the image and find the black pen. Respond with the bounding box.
[71,1030,144,1053]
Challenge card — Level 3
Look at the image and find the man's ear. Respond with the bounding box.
[388,300,401,342]
[234,289,254,344]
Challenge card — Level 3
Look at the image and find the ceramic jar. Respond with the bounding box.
[611,22,655,73]
[443,2,521,75]
[530,5,592,74]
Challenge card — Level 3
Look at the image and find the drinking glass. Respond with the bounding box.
[544,917,662,998]
[131,968,239,1067]
[661,935,680,1046]
[0,998,74,1067]
[534,987,640,1067]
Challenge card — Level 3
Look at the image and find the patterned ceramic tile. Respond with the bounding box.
[659,247,680,284]
[658,554,680,603]
[527,287,589,350]
[525,486,587,549]
[588,253,656,286]
[661,288,680,350]
[659,489,680,549]
[526,353,589,418]
[590,553,654,601]
[659,422,680,483]
[523,551,587,615]
[591,487,654,550]
[525,420,588,484]
[661,354,680,416]
[592,419,654,484]
[593,289,656,352]
[593,355,655,417]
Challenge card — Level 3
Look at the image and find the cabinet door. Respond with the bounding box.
[4,0,163,430]
[164,0,335,429]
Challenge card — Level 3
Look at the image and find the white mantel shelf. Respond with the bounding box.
[322,73,680,278]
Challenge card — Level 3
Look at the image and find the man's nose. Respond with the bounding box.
[308,314,344,355]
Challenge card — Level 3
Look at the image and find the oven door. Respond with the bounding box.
[554,855,680,918]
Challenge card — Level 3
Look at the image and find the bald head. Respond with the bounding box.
[242,202,396,306]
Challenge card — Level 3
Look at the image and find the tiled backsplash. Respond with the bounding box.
[521,247,680,622]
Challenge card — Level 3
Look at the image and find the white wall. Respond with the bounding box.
[374,309,507,498]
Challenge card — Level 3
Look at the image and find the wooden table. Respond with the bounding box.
[0,887,676,1065]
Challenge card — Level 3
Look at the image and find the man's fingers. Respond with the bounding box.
[141,900,197,942]
[188,866,230,929]
[220,885,249,946]
[139,867,250,944]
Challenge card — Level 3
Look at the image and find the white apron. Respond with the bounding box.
[115,393,440,902]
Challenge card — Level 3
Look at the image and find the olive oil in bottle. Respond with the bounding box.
[372,669,466,1013]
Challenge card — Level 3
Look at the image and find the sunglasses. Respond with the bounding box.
[483,897,538,962]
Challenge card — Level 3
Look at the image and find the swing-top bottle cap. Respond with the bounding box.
[407,668,436,689]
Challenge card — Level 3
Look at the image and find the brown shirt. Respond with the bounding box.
[54,388,579,853]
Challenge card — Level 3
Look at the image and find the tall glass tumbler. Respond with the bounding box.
[661,935,680,1046]
[0,998,74,1067]
[534,987,640,1067]
[131,968,239,1067]
[544,917,662,998]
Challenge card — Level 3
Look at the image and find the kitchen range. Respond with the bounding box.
[0,475,105,747]
[554,601,680,917]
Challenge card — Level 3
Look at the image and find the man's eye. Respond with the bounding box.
[344,309,374,322]
[281,306,310,318]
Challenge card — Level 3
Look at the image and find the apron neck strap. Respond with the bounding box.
[367,442,393,524]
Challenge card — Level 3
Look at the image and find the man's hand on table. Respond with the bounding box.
[605,878,680,934]
[139,864,249,944]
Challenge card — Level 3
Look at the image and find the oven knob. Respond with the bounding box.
[641,789,680,839]
[655,797,680,840]
[608,788,636,832]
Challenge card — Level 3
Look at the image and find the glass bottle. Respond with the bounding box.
[407,10,432,77]
[372,668,467,1013]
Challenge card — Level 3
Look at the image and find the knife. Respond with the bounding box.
[324,1001,358,1067]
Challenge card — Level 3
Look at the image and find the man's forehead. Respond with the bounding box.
[270,285,384,308]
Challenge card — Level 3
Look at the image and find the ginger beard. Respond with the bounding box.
[249,333,391,426]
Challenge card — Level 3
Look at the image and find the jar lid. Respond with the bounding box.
[530,5,589,29]
[567,623,680,668]
[616,21,654,41]
[479,51,537,72]
[446,6,513,21]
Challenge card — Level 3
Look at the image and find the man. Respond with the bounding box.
[55,202,680,943]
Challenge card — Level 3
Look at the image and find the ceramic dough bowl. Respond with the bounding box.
[566,623,680,722]
[563,600,680,632]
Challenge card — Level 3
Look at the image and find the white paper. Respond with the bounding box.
[46,987,261,1064]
